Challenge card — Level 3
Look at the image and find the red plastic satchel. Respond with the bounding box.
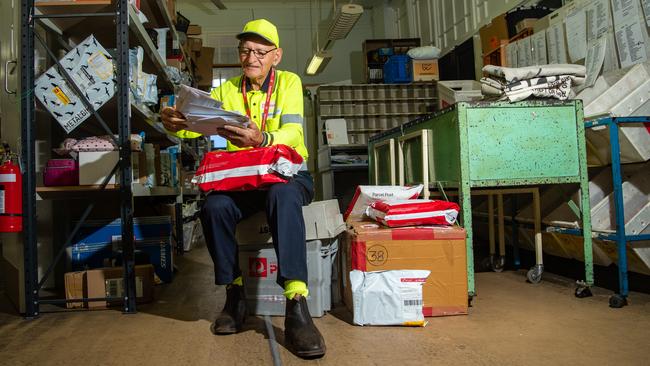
[192,144,303,192]
[365,199,460,227]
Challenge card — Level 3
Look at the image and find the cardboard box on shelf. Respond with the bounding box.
[166,57,185,71]
[342,220,468,317]
[187,24,202,35]
[479,14,509,55]
[64,265,154,309]
[196,47,215,87]
[188,37,203,52]
[34,34,115,134]
[166,0,176,24]
[78,151,119,185]
[515,18,537,34]
[412,59,439,81]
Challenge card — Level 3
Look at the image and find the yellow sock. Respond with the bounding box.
[231,276,243,286]
[283,280,309,300]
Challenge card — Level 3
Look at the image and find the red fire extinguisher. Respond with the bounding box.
[0,153,22,232]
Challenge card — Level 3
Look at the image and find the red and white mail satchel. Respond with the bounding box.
[366,199,460,227]
[192,144,303,192]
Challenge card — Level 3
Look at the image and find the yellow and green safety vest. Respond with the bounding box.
[174,69,308,161]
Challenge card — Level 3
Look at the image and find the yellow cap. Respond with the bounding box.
[237,19,280,48]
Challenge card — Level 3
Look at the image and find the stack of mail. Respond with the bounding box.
[176,85,250,135]
[481,64,586,102]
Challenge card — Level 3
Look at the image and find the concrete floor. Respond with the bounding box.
[1,244,649,366]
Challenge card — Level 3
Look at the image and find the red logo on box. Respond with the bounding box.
[249,258,267,277]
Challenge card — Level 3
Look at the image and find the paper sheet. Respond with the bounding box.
[585,36,608,87]
[517,37,533,67]
[612,0,649,68]
[506,41,518,67]
[642,0,650,27]
[176,85,250,136]
[532,31,548,65]
[565,8,588,62]
[586,0,612,41]
[547,22,568,64]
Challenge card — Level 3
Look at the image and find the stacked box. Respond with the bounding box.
[239,239,338,317]
[70,216,174,283]
[342,220,468,317]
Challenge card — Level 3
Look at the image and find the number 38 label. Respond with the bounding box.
[367,245,388,266]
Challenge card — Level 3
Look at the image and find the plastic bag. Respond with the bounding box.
[344,185,423,221]
[350,269,430,326]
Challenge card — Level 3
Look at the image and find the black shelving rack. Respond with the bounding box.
[21,0,137,317]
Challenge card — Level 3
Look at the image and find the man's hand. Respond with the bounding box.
[217,122,264,148]
[161,107,188,132]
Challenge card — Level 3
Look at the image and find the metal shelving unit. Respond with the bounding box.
[21,0,183,317]
[548,116,650,308]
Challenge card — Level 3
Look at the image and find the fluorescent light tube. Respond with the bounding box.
[327,4,363,40]
[305,51,332,75]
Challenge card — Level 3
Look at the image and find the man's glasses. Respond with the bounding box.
[238,47,277,59]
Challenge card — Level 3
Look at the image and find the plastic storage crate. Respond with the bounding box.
[383,55,412,84]
[437,80,483,109]
[239,239,338,317]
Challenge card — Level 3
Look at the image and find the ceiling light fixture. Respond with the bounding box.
[327,3,363,41]
[305,50,332,75]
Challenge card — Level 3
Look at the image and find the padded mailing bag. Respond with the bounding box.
[366,199,460,227]
[192,144,303,192]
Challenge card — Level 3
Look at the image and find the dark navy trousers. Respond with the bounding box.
[200,171,314,287]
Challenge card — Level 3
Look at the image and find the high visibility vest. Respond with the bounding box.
[175,69,308,161]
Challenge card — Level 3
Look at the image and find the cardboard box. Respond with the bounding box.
[64,265,154,309]
[515,18,537,34]
[166,0,176,24]
[78,151,119,185]
[479,14,509,55]
[196,47,215,87]
[342,220,468,317]
[71,216,174,283]
[235,200,346,245]
[325,118,349,145]
[34,35,115,133]
[187,24,202,35]
[166,57,185,70]
[188,37,203,52]
[412,59,439,81]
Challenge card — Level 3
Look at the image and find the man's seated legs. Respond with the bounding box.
[266,172,326,357]
[201,192,261,334]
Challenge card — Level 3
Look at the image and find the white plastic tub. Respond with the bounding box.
[437,80,483,109]
[239,239,338,317]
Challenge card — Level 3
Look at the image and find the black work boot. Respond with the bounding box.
[211,284,247,335]
[284,295,326,358]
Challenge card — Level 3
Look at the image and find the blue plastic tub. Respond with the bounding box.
[383,55,412,84]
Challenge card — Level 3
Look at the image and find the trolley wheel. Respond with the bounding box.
[468,295,474,308]
[526,268,541,284]
[608,294,627,308]
[574,285,593,298]
[490,255,505,273]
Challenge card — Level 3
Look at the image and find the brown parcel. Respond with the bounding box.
[412,59,439,81]
[64,265,154,309]
[342,220,468,317]
[479,13,509,55]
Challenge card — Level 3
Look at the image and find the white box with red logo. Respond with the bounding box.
[238,239,338,317]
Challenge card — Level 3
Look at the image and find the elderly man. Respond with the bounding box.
[161,19,325,358]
